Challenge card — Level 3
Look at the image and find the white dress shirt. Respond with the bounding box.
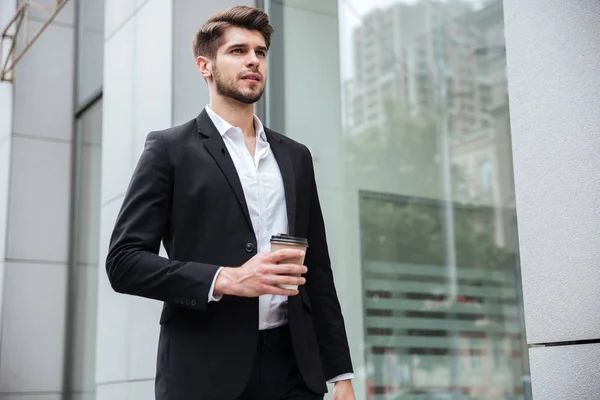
[204,105,353,383]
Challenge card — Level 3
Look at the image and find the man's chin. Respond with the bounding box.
[232,91,264,105]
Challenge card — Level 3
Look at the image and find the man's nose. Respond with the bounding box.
[246,52,260,67]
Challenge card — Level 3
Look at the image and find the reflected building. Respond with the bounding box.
[346,0,486,136]
[341,0,529,398]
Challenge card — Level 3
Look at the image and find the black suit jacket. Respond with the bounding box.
[106,110,353,400]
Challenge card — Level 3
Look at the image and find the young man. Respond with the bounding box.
[106,6,355,400]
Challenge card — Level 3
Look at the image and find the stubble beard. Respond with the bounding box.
[213,66,265,105]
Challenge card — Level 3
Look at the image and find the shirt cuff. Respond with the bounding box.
[207,267,225,303]
[327,373,354,383]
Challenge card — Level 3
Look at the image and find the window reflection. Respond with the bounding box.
[267,0,530,399]
[345,1,529,398]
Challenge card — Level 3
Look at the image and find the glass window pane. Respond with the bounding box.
[70,99,102,398]
[266,0,532,398]
[77,0,105,104]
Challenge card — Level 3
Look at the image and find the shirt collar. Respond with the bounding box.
[205,105,266,142]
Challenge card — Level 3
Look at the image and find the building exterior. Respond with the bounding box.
[0,0,598,399]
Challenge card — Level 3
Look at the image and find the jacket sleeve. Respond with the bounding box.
[105,131,221,311]
[303,148,354,379]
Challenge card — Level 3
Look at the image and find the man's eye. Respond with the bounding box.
[257,51,266,57]
[232,49,243,54]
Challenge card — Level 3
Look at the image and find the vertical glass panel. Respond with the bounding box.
[265,0,531,399]
[70,99,102,399]
[77,0,105,104]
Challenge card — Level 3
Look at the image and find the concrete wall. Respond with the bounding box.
[97,1,253,398]
[97,0,173,398]
[504,0,600,398]
[0,1,75,399]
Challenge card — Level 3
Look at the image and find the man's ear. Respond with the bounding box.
[196,56,212,80]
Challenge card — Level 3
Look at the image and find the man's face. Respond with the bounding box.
[211,27,268,104]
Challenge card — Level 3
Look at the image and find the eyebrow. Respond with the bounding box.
[227,43,268,53]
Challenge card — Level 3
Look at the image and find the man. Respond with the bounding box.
[106,5,355,400]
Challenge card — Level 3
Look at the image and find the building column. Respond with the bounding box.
[96,1,253,399]
[96,0,173,398]
[504,1,600,398]
[0,1,76,399]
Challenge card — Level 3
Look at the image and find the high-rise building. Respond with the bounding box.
[346,1,485,136]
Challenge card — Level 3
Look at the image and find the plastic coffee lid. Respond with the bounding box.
[270,233,309,247]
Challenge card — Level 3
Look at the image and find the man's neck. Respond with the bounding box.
[209,96,256,138]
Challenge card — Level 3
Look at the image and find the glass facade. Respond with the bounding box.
[265,0,531,399]
[68,99,102,399]
[68,0,105,397]
[77,0,105,105]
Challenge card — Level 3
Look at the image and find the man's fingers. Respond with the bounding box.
[268,248,305,263]
[269,263,307,276]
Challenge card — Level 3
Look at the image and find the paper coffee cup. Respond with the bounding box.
[270,234,308,290]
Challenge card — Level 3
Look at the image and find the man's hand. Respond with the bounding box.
[213,249,307,297]
[333,380,355,400]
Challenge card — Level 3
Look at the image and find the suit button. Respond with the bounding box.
[191,299,197,307]
[185,298,191,305]
[174,297,180,304]
[245,243,255,253]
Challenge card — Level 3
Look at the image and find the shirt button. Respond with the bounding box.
[245,243,255,253]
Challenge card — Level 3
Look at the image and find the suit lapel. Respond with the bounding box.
[267,129,297,236]
[196,110,254,233]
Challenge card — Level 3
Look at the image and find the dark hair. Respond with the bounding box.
[192,6,274,59]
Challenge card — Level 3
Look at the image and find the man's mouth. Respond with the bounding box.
[240,73,261,82]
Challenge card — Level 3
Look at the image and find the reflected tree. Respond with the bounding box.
[347,99,513,270]
[345,99,442,200]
